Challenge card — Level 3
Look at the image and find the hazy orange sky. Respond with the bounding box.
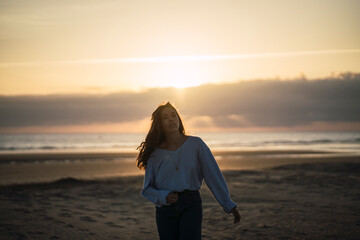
[0,0,359,133]
[1,0,359,95]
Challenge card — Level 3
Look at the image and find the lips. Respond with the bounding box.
[169,123,176,127]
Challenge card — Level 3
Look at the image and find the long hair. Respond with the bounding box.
[136,102,185,170]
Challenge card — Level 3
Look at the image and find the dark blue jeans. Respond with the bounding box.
[156,190,202,240]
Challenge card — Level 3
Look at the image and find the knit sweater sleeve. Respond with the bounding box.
[141,158,171,206]
[197,138,237,213]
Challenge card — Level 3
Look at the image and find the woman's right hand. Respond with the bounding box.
[166,192,179,203]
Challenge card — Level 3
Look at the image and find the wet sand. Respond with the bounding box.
[0,149,355,185]
[0,151,359,239]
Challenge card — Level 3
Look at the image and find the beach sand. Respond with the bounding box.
[0,151,359,239]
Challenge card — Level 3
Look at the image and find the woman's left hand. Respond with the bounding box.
[231,207,241,224]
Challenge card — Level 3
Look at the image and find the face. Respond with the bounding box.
[160,107,180,134]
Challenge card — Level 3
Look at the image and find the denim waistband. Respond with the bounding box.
[173,189,199,196]
[157,189,201,213]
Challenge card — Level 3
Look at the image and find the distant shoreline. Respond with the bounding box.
[0,149,342,163]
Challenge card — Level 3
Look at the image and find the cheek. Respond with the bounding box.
[161,119,168,127]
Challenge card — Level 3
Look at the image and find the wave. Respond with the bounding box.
[0,145,132,151]
[0,146,74,151]
[1,137,359,152]
[261,138,360,145]
[0,157,133,165]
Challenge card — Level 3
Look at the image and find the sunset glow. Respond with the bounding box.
[0,0,359,132]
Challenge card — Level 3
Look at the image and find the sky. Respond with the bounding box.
[1,73,360,133]
[0,0,359,133]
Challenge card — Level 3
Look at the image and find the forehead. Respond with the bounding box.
[161,107,176,115]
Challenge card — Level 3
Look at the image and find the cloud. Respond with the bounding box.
[1,49,360,67]
[0,73,359,131]
[185,115,215,128]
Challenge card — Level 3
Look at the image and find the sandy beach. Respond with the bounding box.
[0,150,359,239]
[0,150,354,185]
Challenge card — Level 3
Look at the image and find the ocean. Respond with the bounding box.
[0,131,359,154]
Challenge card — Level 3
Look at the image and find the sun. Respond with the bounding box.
[156,62,208,89]
[168,75,203,89]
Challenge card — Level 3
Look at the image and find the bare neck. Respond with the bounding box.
[162,132,186,149]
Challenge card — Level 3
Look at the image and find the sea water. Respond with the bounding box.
[0,132,359,154]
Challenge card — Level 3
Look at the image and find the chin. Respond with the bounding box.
[166,128,179,133]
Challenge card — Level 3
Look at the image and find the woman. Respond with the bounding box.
[137,102,241,240]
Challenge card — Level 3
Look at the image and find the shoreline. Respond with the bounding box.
[0,149,346,163]
[0,149,359,186]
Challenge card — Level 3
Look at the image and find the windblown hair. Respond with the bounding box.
[136,102,185,170]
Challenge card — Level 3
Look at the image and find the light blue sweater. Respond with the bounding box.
[141,136,237,213]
